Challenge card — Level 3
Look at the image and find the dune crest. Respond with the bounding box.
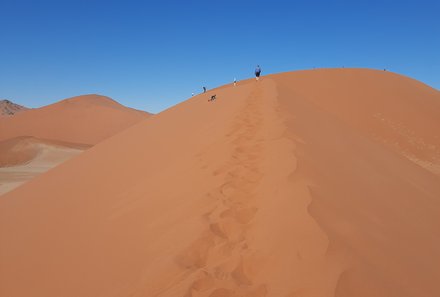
[0,69,439,297]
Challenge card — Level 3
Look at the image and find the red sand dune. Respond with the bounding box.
[0,95,149,196]
[0,99,28,116]
[0,94,150,145]
[1,69,440,297]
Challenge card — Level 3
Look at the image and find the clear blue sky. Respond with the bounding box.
[1,0,439,113]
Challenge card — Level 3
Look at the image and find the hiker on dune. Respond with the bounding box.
[255,65,261,81]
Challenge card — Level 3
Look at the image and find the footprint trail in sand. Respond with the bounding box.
[176,80,342,297]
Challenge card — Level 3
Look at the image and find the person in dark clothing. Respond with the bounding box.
[203,86,206,93]
[255,65,262,81]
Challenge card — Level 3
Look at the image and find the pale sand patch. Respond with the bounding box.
[0,142,84,195]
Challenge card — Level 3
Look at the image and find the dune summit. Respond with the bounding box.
[0,94,150,145]
[1,69,440,297]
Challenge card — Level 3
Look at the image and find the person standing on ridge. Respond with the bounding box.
[203,86,206,93]
[234,78,237,86]
[255,65,262,81]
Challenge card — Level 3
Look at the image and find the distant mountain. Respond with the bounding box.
[0,99,28,116]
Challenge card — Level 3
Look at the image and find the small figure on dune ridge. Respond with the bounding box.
[234,78,237,86]
[203,86,206,93]
[255,65,261,81]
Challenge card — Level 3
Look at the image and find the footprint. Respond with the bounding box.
[235,207,258,224]
[231,259,253,286]
[219,208,236,219]
[208,288,235,297]
[220,182,236,197]
[176,235,214,269]
[214,266,229,281]
[210,222,228,239]
[191,272,215,292]
[244,284,268,297]
[220,207,257,224]
[210,220,242,242]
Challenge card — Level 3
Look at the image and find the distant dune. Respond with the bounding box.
[0,136,87,195]
[0,136,88,167]
[0,99,28,116]
[0,69,439,297]
[0,95,150,195]
[0,94,151,145]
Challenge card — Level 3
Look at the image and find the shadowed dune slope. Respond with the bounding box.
[0,94,150,145]
[0,69,439,297]
[0,136,89,167]
[0,137,87,195]
[0,136,45,167]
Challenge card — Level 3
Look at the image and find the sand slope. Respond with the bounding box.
[0,137,88,195]
[0,95,149,195]
[0,94,150,145]
[0,69,439,297]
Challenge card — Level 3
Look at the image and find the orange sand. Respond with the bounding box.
[0,137,89,195]
[0,94,150,145]
[0,95,150,195]
[0,69,439,297]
